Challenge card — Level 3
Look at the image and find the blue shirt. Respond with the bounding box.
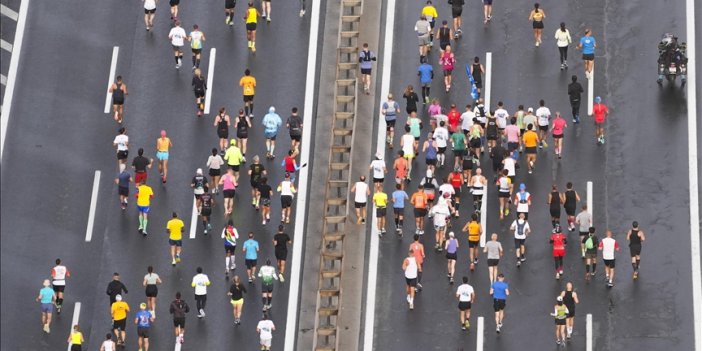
[39,287,55,304]
[118,171,131,188]
[580,36,596,54]
[243,239,259,260]
[135,310,152,328]
[392,190,408,208]
[262,113,282,133]
[491,281,509,300]
[418,64,433,84]
[359,50,376,70]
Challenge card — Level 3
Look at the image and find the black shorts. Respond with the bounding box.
[225,0,236,9]
[201,207,212,217]
[373,177,384,184]
[137,327,150,338]
[487,258,499,267]
[468,240,479,248]
[438,146,447,154]
[376,207,387,217]
[604,259,615,268]
[225,245,236,254]
[458,301,471,311]
[566,305,576,318]
[192,48,202,55]
[405,278,417,287]
[564,206,576,217]
[355,201,367,209]
[532,20,544,29]
[170,0,180,5]
[555,318,566,326]
[493,299,506,311]
[469,138,481,149]
[487,133,497,141]
[173,317,185,328]
[507,142,519,152]
[71,345,82,351]
[117,150,128,160]
[498,191,510,198]
[393,207,404,215]
[483,0,493,4]
[194,88,205,98]
[52,285,65,293]
[230,164,240,172]
[243,94,254,103]
[281,195,293,208]
[209,168,221,177]
[446,252,457,260]
[275,249,288,261]
[237,131,248,139]
[525,146,537,154]
[539,125,549,132]
[629,244,642,257]
[113,98,124,105]
[113,319,127,331]
[144,8,156,14]
[453,149,466,158]
[583,53,595,61]
[223,189,236,198]
[217,128,229,139]
[385,119,396,129]
[246,22,257,31]
[290,134,302,142]
[426,158,437,166]
[361,68,372,75]
[245,259,257,269]
[262,283,274,293]
[414,208,427,218]
[452,8,463,18]
[145,284,158,297]
[118,186,129,196]
[553,133,563,139]
[514,238,525,249]
[474,80,483,89]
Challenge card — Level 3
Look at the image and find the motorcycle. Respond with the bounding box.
[657,33,688,87]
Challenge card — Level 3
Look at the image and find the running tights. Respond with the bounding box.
[554,256,564,271]
[421,87,430,102]
[195,294,207,311]
[558,46,568,64]
[473,194,483,212]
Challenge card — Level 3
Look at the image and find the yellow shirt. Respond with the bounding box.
[468,221,481,241]
[136,185,153,207]
[111,301,129,321]
[522,130,539,148]
[421,5,438,21]
[246,8,257,23]
[373,192,388,208]
[157,137,171,152]
[240,76,256,96]
[167,218,185,241]
[70,332,83,345]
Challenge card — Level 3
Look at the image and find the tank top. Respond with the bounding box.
[113,82,124,101]
[279,181,294,196]
[564,190,576,209]
[498,177,510,192]
[222,173,236,190]
[217,115,228,132]
[284,156,295,172]
[472,63,482,81]
[71,332,83,344]
[425,140,437,159]
[157,137,170,152]
[236,117,248,136]
[404,257,418,279]
[563,290,575,307]
[246,8,257,23]
[550,191,561,209]
[450,173,462,188]
[101,341,115,351]
[486,116,498,137]
[446,238,458,253]
[555,304,567,319]
[629,229,641,246]
[469,125,481,139]
[515,110,525,129]
[439,27,451,45]
[472,177,484,195]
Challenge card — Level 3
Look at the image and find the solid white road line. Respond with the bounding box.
[362,0,397,349]
[587,69,594,116]
[0,39,12,52]
[85,171,101,242]
[66,302,81,351]
[480,189,487,247]
[174,337,182,351]
[283,0,322,348]
[104,46,119,114]
[476,316,484,351]
[484,52,492,111]
[0,4,19,21]
[204,48,216,115]
[586,313,593,351]
[189,197,198,239]
[0,0,29,161]
[586,181,593,225]
[685,0,701,347]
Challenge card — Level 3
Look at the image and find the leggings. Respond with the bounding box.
[558,46,568,64]
[554,256,564,271]
[195,294,207,311]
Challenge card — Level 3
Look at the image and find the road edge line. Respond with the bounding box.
[85,171,101,242]
[586,313,593,351]
[587,69,594,116]
[204,48,216,114]
[104,46,119,114]
[66,302,81,351]
[586,181,593,225]
[484,52,492,111]
[188,197,198,239]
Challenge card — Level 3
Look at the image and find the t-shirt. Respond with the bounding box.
[522,131,539,148]
[222,226,239,246]
[485,241,502,259]
[576,211,592,232]
[240,76,256,96]
[111,301,130,321]
[117,171,131,188]
[189,30,204,49]
[491,281,509,300]
[392,190,408,208]
[421,5,438,21]
[207,155,224,170]
[593,103,608,123]
[169,26,187,46]
[415,20,431,37]
[434,127,449,147]
[243,239,259,260]
[551,233,566,252]
[504,125,520,143]
[599,237,619,260]
[287,115,303,136]
[382,101,399,121]
[401,134,415,155]
[536,106,551,126]
[249,164,265,183]
[167,218,185,241]
[39,287,55,303]
[494,108,509,129]
[373,192,388,207]
[461,111,475,131]
[114,134,128,151]
[192,175,206,195]
[418,64,433,84]
[144,0,156,10]
[262,113,282,133]
[259,265,277,284]
[274,233,291,250]
[135,310,152,328]
[467,221,481,242]
[257,183,272,199]
[580,36,596,54]
[132,156,150,172]
[411,192,428,209]
[523,114,538,130]
[257,320,275,340]
[503,157,516,176]
[451,132,466,150]
[456,284,474,302]
[144,273,160,285]
[511,219,530,239]
[370,160,385,179]
[359,50,376,70]
[552,118,567,135]
[136,185,153,206]
[354,182,369,203]
[191,273,211,295]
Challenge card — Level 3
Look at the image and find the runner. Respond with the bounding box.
[563,182,580,231]
[408,235,425,290]
[244,3,260,52]
[528,2,545,46]
[36,279,56,333]
[578,29,597,78]
[448,167,463,216]
[277,172,296,224]
[224,139,245,180]
[110,294,130,346]
[351,176,371,224]
[262,106,282,159]
[219,168,238,216]
[551,111,567,158]
[106,273,128,306]
[548,184,564,228]
[213,107,231,153]
[484,233,503,283]
[261,0,272,22]
[67,324,84,351]
[392,184,409,236]
[514,105,526,139]
[257,312,276,350]
[168,21,186,69]
[550,224,567,279]
[599,230,619,287]
[282,150,301,183]
[410,185,428,234]
[359,43,377,94]
[450,125,467,170]
[369,154,387,191]
[100,334,116,351]
[259,259,278,311]
[582,227,599,281]
[407,111,422,153]
[462,213,482,271]
[555,22,572,69]
[559,282,579,339]
[207,148,225,194]
[224,0,236,25]
[626,221,645,279]
[593,96,609,144]
[191,168,207,213]
[155,130,172,183]
[551,296,569,345]
[456,276,475,331]
[415,15,432,60]
[418,57,433,104]
[136,180,154,235]
[235,109,251,157]
[445,231,459,283]
[243,232,260,283]
[134,303,154,351]
[191,267,211,318]
[248,155,266,207]
[420,169,439,207]
[496,169,512,220]
[461,104,475,135]
[575,205,592,257]
[431,199,451,251]
[451,0,464,35]
[143,0,156,30]
[240,69,256,117]
[467,119,483,158]
[403,85,419,114]
[169,0,179,21]
[490,273,509,333]
[439,44,456,92]
[115,165,132,210]
[400,127,415,176]
[287,107,303,153]
[482,0,492,24]
[228,276,246,325]
[222,220,239,275]
[192,68,207,117]
[522,124,539,173]
[510,212,530,267]
[143,266,162,317]
[187,24,206,69]
[132,148,153,186]
[421,0,438,44]
[434,121,449,167]
[535,99,551,148]
[489,138,507,174]
[402,250,419,310]
[51,258,70,314]
[113,127,129,168]
[470,57,485,97]
[109,76,128,123]
[199,186,215,234]
[169,292,189,346]
[393,151,408,184]
[167,212,185,266]
[502,150,517,183]
[469,168,487,215]
[257,177,273,224]
[568,75,584,123]
[373,187,388,235]
[273,225,292,281]
[494,101,509,140]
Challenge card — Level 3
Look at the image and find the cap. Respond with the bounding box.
[285,172,291,178]
[443,192,451,198]
[116,294,122,301]
[448,231,455,237]
[160,130,167,137]
[196,168,203,175]
[140,303,147,309]
[269,106,276,113]
[519,183,526,190]
[527,107,534,112]
[556,296,563,302]
[230,139,237,145]
[595,96,602,103]
[375,153,383,160]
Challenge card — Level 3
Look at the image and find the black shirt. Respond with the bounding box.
[568,82,584,102]
[257,184,272,199]
[249,164,265,183]
[403,92,419,113]
[274,233,291,250]
[287,115,303,137]
[132,156,150,173]
[106,280,128,299]
[229,283,247,300]
[201,193,213,208]
[451,0,465,9]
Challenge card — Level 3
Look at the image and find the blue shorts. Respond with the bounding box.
[264,131,277,140]
[169,239,183,247]
[137,205,150,214]
[157,151,169,161]
[41,303,53,313]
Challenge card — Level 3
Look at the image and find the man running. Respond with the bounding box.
[136,180,154,235]
[550,225,567,280]
[273,225,292,282]
[402,250,419,310]
[143,0,156,30]
[257,177,273,224]
[373,187,388,235]
[510,212,530,267]
[224,139,245,180]
[243,232,260,283]
[51,258,70,314]
[134,303,154,351]
[582,227,599,281]
[222,220,239,276]
[411,185,429,234]
[456,276,475,330]
[199,187,214,234]
[169,292,189,345]
[167,212,185,266]
[576,204,592,257]
[261,0,272,21]
[522,124,539,173]
[468,168,487,214]
[351,176,370,224]
[535,99,551,148]
[418,57,433,104]
[287,107,303,153]
[593,96,609,144]
[168,21,187,69]
[496,169,512,219]
[599,230,619,287]
[110,294,130,346]
[513,183,531,219]
[277,172,296,224]
[567,75,584,123]
[240,69,256,117]
[490,274,509,333]
[191,267,211,318]
[132,148,153,186]
[113,127,129,168]
[626,221,645,279]
[191,168,207,213]
[431,199,452,251]
[462,213,482,271]
[224,0,236,25]
[382,94,400,146]
[187,24,206,69]
[259,259,278,311]
[36,279,56,333]
[106,273,128,306]
[391,184,409,236]
[578,28,597,78]
[257,312,276,350]
[244,3,260,52]
[450,0,464,35]
[262,106,283,158]
[484,233,503,283]
[359,43,377,94]
[109,76,128,123]
[369,154,387,191]
[249,155,267,207]
[156,130,172,183]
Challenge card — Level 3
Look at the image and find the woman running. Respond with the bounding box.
[551,296,569,345]
[555,22,572,69]
[547,184,564,227]
[156,130,172,183]
[551,111,567,158]
[469,168,487,215]
[219,168,238,216]
[228,276,247,325]
[235,109,252,157]
[192,68,207,117]
[214,108,231,153]
[440,45,456,92]
[444,231,459,284]
[559,282,579,339]
[550,224,566,279]
[207,148,225,194]
[563,182,580,231]
[403,85,419,114]
[528,3,545,46]
[470,57,485,96]
[143,266,162,316]
[108,76,128,123]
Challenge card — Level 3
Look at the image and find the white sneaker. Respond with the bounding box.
[199,309,205,317]
[299,9,305,17]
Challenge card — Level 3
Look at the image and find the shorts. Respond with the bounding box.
[414,208,427,218]
[137,327,150,338]
[532,20,544,29]
[469,138,481,149]
[525,146,537,154]
[157,151,169,161]
[493,299,506,311]
[117,150,128,160]
[418,36,431,46]
[538,125,549,132]
[173,317,185,328]
[225,0,236,9]
[405,278,417,287]
[426,158,437,166]
[113,318,127,331]
[237,130,248,139]
[209,168,221,177]
[582,53,595,61]
[373,177,384,184]
[566,305,576,318]
[172,45,183,52]
[458,301,471,311]
[585,251,597,260]
[41,303,53,313]
[629,244,642,257]
[468,240,479,248]
[361,68,372,75]
[261,338,272,348]
[483,0,493,4]
[553,134,563,139]
[137,205,150,214]
[452,8,463,18]
[192,48,202,56]
[443,69,453,77]
[487,258,499,267]
[376,207,387,217]
[281,195,293,208]
[229,164,240,172]
[218,128,229,139]
[170,0,180,5]
[446,252,457,260]
[113,97,124,105]
[52,284,65,293]
[438,146,447,154]
[261,198,271,207]
[201,207,212,217]
[243,94,254,103]
[245,259,257,269]
[275,249,288,261]
[487,133,497,141]
[225,245,236,255]
[507,142,519,151]
[385,119,396,129]
[169,239,183,247]
[604,259,615,268]
[355,201,367,209]
[291,134,302,142]
[71,345,82,351]
[474,80,483,89]
[135,172,147,185]
[264,131,278,140]
[514,238,525,249]
[498,191,510,198]
[223,189,236,198]
[453,149,466,158]
[555,318,566,326]
[564,206,576,216]
[231,298,244,306]
[194,88,205,98]
[144,8,156,14]
[118,185,128,197]
[393,207,404,216]
[595,120,605,126]
[262,283,274,293]
[246,22,257,31]
[403,152,415,159]
[145,284,158,297]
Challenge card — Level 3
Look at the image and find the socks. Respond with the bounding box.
[196,58,200,68]
[138,216,144,228]
[395,218,399,226]
[592,263,597,272]
[250,103,254,116]
[636,259,640,270]
[267,296,272,305]
[399,218,404,226]
[143,219,148,231]
[632,262,637,271]
[192,56,196,66]
[175,56,179,64]
[262,297,267,305]
[245,106,250,116]
[225,257,230,270]
[585,264,590,273]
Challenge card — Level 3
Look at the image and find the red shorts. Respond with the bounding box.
[135,172,148,184]
[553,249,565,257]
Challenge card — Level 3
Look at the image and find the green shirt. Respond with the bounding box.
[451,132,466,150]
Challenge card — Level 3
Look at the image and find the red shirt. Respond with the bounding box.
[447,109,461,133]
[551,233,566,256]
[284,155,295,172]
[450,172,462,188]
[593,103,608,123]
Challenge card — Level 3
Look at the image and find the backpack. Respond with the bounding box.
[516,220,525,236]
[585,236,594,250]
[361,50,375,62]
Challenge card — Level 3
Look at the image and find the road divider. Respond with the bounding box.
[67,302,81,351]
[204,48,216,115]
[587,69,594,116]
[484,52,492,111]
[85,171,101,242]
[480,188,488,247]
[476,316,484,351]
[104,46,119,114]
[586,181,593,225]
[189,198,198,239]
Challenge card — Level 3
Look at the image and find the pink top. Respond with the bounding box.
[552,118,567,135]
[504,125,520,143]
[428,103,442,118]
[221,173,237,190]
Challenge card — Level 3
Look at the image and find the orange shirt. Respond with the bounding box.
[522,130,539,148]
[409,242,425,266]
[394,157,408,179]
[411,191,428,209]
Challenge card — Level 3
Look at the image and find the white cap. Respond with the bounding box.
[375,153,383,160]
[527,107,534,112]
[556,296,563,302]
[196,168,203,175]
[448,231,455,237]
[116,294,123,301]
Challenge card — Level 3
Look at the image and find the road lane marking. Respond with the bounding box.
[0,4,19,21]
[685,0,701,347]
[204,48,216,114]
[587,181,593,225]
[0,0,29,161]
[480,187,487,247]
[189,197,198,239]
[586,313,593,351]
[104,46,119,114]
[66,302,81,351]
[484,52,492,111]
[85,171,101,242]
[587,69,594,116]
[283,0,323,347]
[476,316,484,351]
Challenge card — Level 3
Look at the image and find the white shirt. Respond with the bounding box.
[494,108,509,129]
[370,160,385,179]
[431,204,451,227]
[503,157,516,177]
[279,181,294,196]
[52,265,69,285]
[257,320,275,340]
[143,0,156,10]
[353,181,369,203]
[555,29,572,47]
[536,106,551,127]
[439,183,455,197]
[434,127,449,148]
[191,273,210,295]
[114,134,128,151]
[600,237,619,260]
[169,26,187,47]
[515,191,531,213]
[207,155,224,170]
[401,134,415,155]
[460,111,475,131]
[404,256,418,279]
[101,340,116,351]
[511,219,530,240]
[456,284,474,302]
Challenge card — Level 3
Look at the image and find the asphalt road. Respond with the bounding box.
[369,0,696,350]
[0,0,309,350]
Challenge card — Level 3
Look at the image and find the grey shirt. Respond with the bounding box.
[485,241,503,260]
[576,211,592,233]
[415,20,431,38]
